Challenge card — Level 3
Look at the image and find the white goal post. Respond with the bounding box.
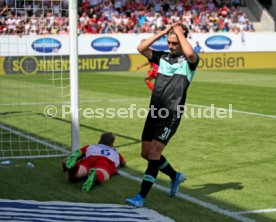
[69,0,80,152]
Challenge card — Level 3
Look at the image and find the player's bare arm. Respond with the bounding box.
[137,25,171,59]
[173,23,197,64]
[137,61,150,70]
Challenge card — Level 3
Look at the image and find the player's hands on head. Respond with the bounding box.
[173,23,185,37]
[162,25,172,35]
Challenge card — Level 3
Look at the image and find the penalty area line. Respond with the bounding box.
[236,208,276,215]
[187,103,276,119]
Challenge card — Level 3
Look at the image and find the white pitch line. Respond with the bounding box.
[195,78,276,83]
[118,170,255,222]
[187,103,276,119]
[79,98,150,103]
[236,208,276,215]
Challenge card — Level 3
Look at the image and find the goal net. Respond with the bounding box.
[0,0,72,159]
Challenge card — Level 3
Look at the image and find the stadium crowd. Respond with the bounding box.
[0,0,255,35]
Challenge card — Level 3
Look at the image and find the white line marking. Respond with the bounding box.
[79,98,150,103]
[187,103,276,119]
[236,208,276,215]
[196,78,276,83]
[118,171,255,222]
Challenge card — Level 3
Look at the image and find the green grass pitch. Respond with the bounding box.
[0,69,276,222]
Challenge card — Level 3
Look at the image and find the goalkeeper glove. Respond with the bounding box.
[65,150,82,169]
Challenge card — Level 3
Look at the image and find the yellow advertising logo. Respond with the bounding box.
[3,55,130,74]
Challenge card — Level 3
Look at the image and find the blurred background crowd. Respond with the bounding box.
[0,0,255,35]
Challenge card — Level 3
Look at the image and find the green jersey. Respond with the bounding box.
[149,50,199,112]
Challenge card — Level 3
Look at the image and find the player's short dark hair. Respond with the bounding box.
[99,132,115,146]
[168,24,189,38]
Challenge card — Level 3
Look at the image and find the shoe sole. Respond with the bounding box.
[66,158,77,169]
[127,202,144,208]
[125,200,143,208]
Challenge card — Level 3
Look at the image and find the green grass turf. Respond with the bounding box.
[0,69,276,222]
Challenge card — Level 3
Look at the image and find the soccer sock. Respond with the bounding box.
[159,155,176,181]
[145,80,154,91]
[139,160,159,198]
[95,170,104,183]
[68,162,80,182]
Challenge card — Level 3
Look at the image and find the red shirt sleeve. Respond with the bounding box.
[80,145,89,155]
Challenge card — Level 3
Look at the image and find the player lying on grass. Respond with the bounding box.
[62,132,126,192]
